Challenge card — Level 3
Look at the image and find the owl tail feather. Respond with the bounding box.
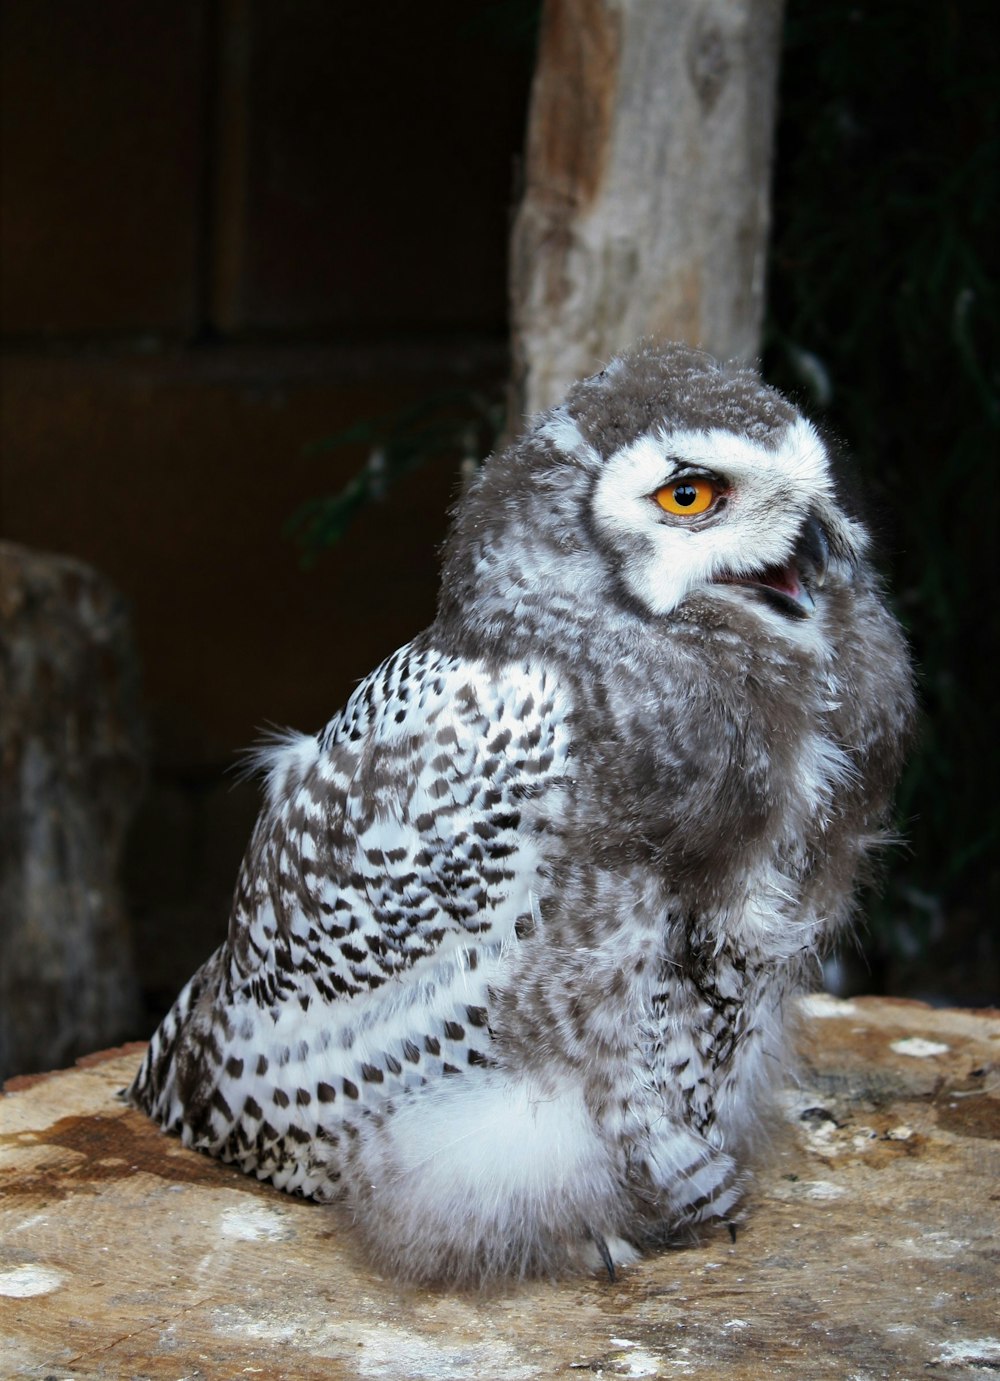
[127,951,225,1134]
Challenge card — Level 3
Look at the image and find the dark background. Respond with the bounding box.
[1,0,996,1037]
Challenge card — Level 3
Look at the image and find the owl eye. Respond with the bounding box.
[654,478,717,516]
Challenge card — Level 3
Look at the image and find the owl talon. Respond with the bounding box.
[590,1229,617,1283]
[727,1220,738,1245]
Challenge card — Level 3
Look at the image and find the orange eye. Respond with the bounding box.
[654,478,716,516]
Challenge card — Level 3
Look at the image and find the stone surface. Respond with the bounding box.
[1,996,998,1379]
[0,543,144,1080]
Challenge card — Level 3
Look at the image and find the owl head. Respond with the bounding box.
[437,342,875,650]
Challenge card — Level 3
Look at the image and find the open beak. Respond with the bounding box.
[716,515,830,619]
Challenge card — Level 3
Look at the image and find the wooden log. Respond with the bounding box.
[508,0,786,426]
[2,996,997,1379]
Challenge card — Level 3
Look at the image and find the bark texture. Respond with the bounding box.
[509,0,786,425]
[0,542,144,1079]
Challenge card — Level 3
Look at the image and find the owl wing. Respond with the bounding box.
[130,639,575,1153]
[226,638,575,1008]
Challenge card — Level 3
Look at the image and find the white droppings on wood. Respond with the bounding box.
[895,1233,969,1260]
[933,1337,1000,1367]
[352,1325,539,1380]
[799,993,859,1018]
[210,1307,540,1379]
[218,1202,294,1241]
[617,1350,662,1378]
[885,1125,915,1141]
[3,1211,51,1236]
[803,1179,847,1199]
[890,1037,950,1058]
[0,1265,66,1297]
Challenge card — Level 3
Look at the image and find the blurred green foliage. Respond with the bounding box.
[286,390,504,564]
[765,0,998,998]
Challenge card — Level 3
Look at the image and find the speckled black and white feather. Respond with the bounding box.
[130,342,915,1286]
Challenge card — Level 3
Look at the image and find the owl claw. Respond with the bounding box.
[727,1220,738,1244]
[590,1229,617,1283]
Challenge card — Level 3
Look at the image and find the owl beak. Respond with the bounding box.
[743,561,815,616]
[773,515,831,614]
[798,514,830,591]
[716,516,830,618]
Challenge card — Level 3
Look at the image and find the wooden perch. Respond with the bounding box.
[2,996,998,1378]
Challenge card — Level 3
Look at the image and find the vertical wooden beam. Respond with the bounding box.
[508,0,786,426]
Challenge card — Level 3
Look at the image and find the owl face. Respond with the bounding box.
[589,416,865,622]
[439,344,872,652]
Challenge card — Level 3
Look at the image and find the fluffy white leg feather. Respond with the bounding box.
[343,1072,635,1286]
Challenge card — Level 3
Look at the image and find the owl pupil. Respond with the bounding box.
[674,484,698,507]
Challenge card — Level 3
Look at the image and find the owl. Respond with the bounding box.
[129,342,914,1286]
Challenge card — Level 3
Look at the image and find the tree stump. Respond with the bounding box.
[2,996,997,1379]
[0,542,144,1080]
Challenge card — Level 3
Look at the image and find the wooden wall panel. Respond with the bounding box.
[0,0,208,337]
[216,0,533,332]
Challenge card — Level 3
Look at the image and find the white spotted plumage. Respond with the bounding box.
[133,646,575,1199]
[130,342,914,1285]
